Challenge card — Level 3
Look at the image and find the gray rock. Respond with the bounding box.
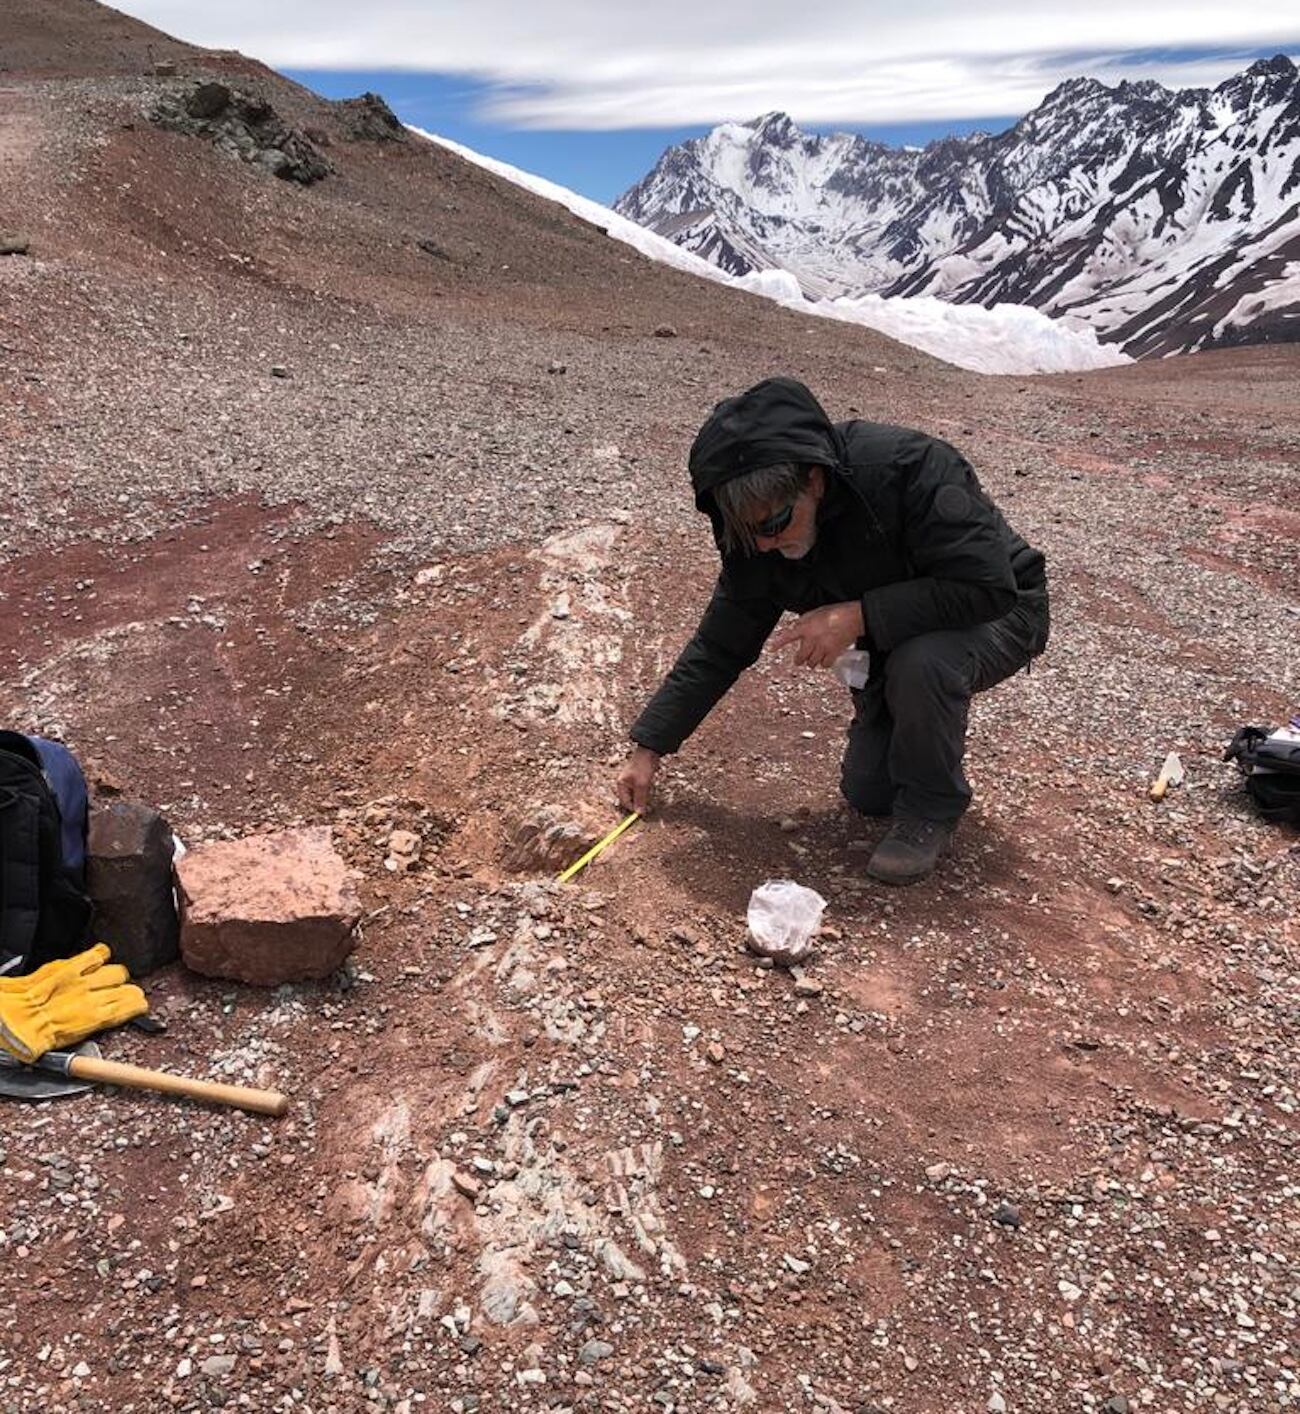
[257,149,292,177]
[0,234,30,256]
[86,801,179,976]
[480,1280,520,1324]
[337,92,406,142]
[993,1200,1022,1229]
[186,83,232,121]
[154,85,331,185]
[579,1339,614,1364]
[200,1354,236,1378]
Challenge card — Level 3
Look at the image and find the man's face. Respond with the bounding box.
[752,467,824,559]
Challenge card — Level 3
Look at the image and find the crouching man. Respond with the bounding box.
[615,377,1049,884]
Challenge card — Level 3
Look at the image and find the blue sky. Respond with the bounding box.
[114,3,1300,206]
[285,68,1017,205]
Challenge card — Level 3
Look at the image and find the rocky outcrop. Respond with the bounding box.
[176,826,361,985]
[152,82,331,185]
[336,92,405,143]
[504,804,610,875]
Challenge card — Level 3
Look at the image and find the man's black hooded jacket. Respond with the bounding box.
[630,377,1047,756]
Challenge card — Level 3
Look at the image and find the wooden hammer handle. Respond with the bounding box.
[65,1055,289,1117]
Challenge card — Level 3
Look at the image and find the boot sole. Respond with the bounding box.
[865,860,936,886]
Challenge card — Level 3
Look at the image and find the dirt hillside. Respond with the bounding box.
[1,5,1297,1413]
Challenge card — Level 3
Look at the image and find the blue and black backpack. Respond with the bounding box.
[0,731,93,975]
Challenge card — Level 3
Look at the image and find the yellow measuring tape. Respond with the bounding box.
[556,812,640,884]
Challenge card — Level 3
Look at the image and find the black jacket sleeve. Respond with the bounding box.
[861,441,1018,652]
[629,573,782,755]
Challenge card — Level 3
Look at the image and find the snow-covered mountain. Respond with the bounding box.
[614,56,1300,357]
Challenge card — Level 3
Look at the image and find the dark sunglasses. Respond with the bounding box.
[753,502,795,538]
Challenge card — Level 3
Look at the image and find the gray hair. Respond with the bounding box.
[712,462,812,555]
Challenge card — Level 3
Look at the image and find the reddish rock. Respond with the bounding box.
[176,826,361,985]
[504,803,610,874]
[86,800,180,977]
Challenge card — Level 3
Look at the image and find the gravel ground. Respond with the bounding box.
[0,15,1297,1414]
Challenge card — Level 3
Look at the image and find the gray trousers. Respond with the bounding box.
[840,591,1049,823]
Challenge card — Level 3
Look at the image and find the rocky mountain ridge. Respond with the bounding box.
[615,56,1300,356]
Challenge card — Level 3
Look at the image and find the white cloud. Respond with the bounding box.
[118,2,1299,127]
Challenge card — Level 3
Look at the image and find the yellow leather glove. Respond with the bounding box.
[0,944,116,1004]
[0,946,148,1063]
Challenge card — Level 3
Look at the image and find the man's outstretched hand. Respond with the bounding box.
[769,601,865,669]
[616,744,661,815]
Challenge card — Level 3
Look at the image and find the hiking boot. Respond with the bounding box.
[866,816,954,885]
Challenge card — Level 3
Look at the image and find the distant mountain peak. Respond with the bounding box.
[1114,77,1169,100]
[752,111,797,136]
[1245,52,1296,78]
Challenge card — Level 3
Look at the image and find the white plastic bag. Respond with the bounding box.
[746,878,827,965]
[832,649,871,690]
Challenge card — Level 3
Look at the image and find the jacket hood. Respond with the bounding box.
[688,377,844,513]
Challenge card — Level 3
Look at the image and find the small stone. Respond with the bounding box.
[705,1041,726,1064]
[988,1394,1007,1414]
[793,978,823,998]
[72,1362,90,1379]
[200,1354,236,1378]
[925,1162,951,1181]
[387,829,420,859]
[0,234,31,256]
[779,817,800,832]
[547,360,567,374]
[579,1339,614,1365]
[993,1201,1022,1228]
[176,1358,192,1378]
[452,1171,481,1201]
[270,365,290,378]
[1106,877,1124,894]
[1106,1398,1130,1414]
[1058,1279,1083,1303]
[782,1254,810,1275]
[653,324,678,338]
